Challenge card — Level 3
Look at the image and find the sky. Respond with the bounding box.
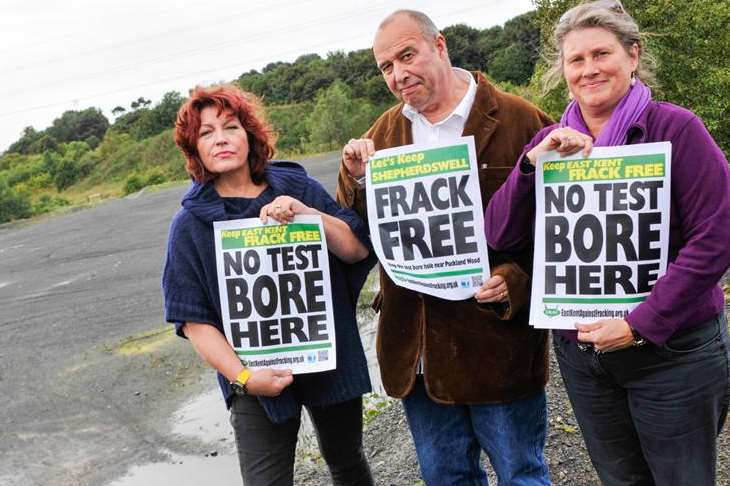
[0,0,535,152]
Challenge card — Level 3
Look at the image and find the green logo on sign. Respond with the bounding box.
[543,305,560,318]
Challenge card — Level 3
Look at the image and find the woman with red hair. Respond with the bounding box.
[162,84,374,485]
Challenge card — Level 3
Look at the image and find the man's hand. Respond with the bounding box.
[342,138,376,179]
[576,318,634,352]
[246,368,293,396]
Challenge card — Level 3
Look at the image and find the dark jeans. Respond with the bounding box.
[229,395,373,486]
[402,376,550,486]
[554,313,730,486]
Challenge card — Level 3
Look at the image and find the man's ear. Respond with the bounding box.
[435,33,448,60]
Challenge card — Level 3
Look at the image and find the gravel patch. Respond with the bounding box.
[295,343,730,485]
[294,273,730,485]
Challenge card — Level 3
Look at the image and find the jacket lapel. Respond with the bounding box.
[463,72,500,165]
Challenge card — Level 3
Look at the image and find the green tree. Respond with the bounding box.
[129,91,185,140]
[7,127,43,155]
[490,43,537,85]
[442,24,483,71]
[29,134,59,153]
[53,141,94,190]
[0,178,31,223]
[46,108,110,144]
[130,97,152,109]
[306,82,374,150]
[267,102,314,153]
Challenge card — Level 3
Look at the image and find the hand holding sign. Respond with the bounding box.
[575,318,634,352]
[247,368,294,396]
[526,127,594,165]
[343,138,376,178]
[260,196,311,224]
[474,274,509,304]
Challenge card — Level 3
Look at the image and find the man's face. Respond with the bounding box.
[373,14,449,114]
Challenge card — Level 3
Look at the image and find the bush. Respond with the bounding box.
[32,194,70,215]
[306,81,379,151]
[0,180,32,223]
[267,103,313,154]
[145,169,166,186]
[124,173,145,195]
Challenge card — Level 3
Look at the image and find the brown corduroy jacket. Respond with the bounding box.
[336,72,554,404]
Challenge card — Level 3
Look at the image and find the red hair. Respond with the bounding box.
[174,85,276,184]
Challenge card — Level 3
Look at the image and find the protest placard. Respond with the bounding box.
[530,142,671,329]
[365,136,490,300]
[213,215,336,373]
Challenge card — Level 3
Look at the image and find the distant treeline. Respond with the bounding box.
[1,3,728,224]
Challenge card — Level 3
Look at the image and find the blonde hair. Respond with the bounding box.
[543,0,656,92]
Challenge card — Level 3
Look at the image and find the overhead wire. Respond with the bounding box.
[2,0,320,71]
[0,0,516,119]
[5,0,396,96]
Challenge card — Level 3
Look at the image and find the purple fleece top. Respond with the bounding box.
[485,101,730,345]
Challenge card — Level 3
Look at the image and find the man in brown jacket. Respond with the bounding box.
[336,10,553,485]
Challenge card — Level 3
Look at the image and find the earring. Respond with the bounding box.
[568,91,574,100]
[630,71,637,86]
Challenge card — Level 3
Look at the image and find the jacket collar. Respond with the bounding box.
[181,161,309,223]
[462,72,500,159]
[387,71,500,159]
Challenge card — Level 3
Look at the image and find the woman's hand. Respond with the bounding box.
[474,275,509,304]
[260,195,314,224]
[526,127,594,165]
[575,318,634,352]
[246,368,294,396]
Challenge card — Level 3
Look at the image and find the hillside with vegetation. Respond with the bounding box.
[1,2,728,224]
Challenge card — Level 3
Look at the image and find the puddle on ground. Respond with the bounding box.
[170,388,233,443]
[108,313,383,485]
[107,451,240,486]
[108,389,239,486]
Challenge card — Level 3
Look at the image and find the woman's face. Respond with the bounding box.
[196,106,250,177]
[562,27,639,118]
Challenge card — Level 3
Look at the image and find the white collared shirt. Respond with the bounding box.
[401,67,477,144]
[401,67,477,374]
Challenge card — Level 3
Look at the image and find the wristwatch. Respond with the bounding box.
[630,326,647,347]
[230,369,251,396]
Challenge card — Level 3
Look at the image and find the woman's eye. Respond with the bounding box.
[200,130,212,137]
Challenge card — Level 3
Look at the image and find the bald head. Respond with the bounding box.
[377,9,440,43]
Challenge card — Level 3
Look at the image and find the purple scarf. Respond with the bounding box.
[559,80,652,146]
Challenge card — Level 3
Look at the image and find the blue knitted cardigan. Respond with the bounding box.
[162,161,373,423]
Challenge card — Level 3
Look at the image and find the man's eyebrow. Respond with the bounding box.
[377,46,412,70]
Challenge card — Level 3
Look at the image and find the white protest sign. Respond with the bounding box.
[530,142,671,329]
[365,136,490,300]
[213,215,336,373]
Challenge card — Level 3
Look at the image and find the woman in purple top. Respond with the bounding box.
[485,1,730,484]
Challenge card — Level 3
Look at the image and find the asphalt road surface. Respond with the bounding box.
[0,152,343,486]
